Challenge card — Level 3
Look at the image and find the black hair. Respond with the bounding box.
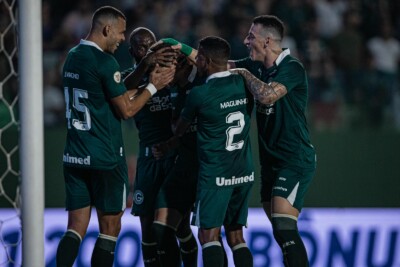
[253,15,285,40]
[198,36,230,66]
[92,6,126,25]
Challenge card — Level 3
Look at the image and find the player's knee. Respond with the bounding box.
[198,228,220,246]
[99,218,122,236]
[176,220,192,238]
[225,225,245,248]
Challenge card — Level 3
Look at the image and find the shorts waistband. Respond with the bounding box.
[138,144,176,158]
[139,146,152,157]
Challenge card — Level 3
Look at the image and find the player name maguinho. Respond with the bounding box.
[63,153,91,165]
[220,98,248,109]
[216,172,254,186]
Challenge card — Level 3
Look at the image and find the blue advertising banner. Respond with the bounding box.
[1,208,399,267]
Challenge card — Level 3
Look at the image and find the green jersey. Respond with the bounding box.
[181,71,254,189]
[63,40,127,170]
[121,66,173,148]
[170,69,204,170]
[236,50,316,170]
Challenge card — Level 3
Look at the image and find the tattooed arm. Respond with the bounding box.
[230,68,287,105]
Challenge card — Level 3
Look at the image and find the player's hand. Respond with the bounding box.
[149,64,176,90]
[152,143,168,160]
[161,38,193,56]
[143,46,179,67]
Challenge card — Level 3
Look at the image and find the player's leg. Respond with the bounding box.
[224,184,253,267]
[224,225,252,267]
[218,235,228,267]
[264,168,314,267]
[176,211,198,267]
[93,210,123,267]
[270,197,308,267]
[198,227,224,267]
[90,162,128,267]
[132,155,169,267]
[57,166,91,267]
[56,207,91,267]
[153,157,197,266]
[140,214,160,267]
[194,187,236,267]
[152,207,183,267]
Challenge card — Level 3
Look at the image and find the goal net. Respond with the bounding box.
[0,0,21,265]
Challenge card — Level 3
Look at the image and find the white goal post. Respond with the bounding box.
[18,0,44,266]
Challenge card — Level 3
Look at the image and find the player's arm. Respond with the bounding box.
[112,65,176,119]
[230,68,287,105]
[124,46,179,90]
[152,117,191,160]
[161,38,198,63]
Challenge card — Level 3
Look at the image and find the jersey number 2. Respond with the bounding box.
[225,111,245,151]
[64,87,91,130]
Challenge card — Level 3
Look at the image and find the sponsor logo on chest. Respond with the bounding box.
[148,95,172,112]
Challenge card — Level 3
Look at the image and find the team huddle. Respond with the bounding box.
[57,5,316,267]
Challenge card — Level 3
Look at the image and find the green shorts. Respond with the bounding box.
[260,167,315,211]
[63,162,128,212]
[156,167,197,215]
[192,183,253,229]
[131,153,176,216]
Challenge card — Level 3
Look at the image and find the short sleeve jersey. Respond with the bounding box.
[181,72,255,189]
[62,40,127,170]
[121,66,173,148]
[235,50,316,170]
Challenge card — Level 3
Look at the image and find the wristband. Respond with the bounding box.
[161,38,179,46]
[180,43,193,56]
[162,38,193,56]
[145,83,157,96]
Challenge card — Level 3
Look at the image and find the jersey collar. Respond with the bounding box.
[80,39,103,52]
[206,70,231,83]
[188,66,197,83]
[275,48,291,66]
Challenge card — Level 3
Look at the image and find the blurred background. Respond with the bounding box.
[2,0,400,208]
[0,0,400,266]
[39,0,400,208]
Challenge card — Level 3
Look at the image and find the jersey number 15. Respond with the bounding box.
[64,87,91,131]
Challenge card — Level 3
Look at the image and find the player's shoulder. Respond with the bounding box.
[281,55,304,70]
[278,55,305,76]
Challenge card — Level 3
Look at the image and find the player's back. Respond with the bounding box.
[182,72,254,188]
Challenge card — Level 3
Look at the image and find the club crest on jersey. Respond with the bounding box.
[114,71,121,83]
[133,190,144,205]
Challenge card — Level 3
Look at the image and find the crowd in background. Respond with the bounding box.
[42,0,400,131]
